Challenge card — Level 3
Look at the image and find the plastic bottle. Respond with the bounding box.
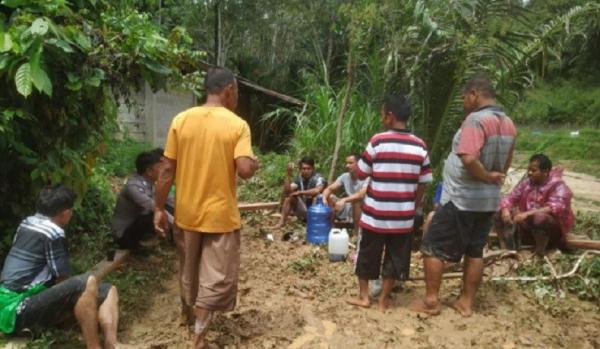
[328,228,349,262]
[306,195,332,244]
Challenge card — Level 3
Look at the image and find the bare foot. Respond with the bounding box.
[346,297,371,308]
[408,298,441,315]
[450,298,473,317]
[378,296,392,313]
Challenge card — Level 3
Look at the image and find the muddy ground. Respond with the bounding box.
[119,211,600,349]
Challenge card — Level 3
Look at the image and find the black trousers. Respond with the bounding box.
[115,213,154,249]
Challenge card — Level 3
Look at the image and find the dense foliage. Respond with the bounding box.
[0,0,203,255]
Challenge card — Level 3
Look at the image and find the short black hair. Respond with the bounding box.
[37,185,76,217]
[463,74,496,98]
[383,94,411,122]
[299,157,315,168]
[530,153,552,171]
[152,147,164,157]
[136,151,162,175]
[347,153,360,162]
[204,67,236,94]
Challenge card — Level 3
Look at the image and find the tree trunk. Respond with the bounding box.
[325,14,336,81]
[214,0,222,66]
[328,50,354,184]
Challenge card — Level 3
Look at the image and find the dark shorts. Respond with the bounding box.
[14,273,112,333]
[421,201,493,263]
[355,229,413,280]
[116,213,154,249]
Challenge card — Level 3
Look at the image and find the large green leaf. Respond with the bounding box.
[46,38,74,53]
[0,33,12,53]
[1,0,26,8]
[28,45,52,95]
[31,18,49,36]
[30,65,52,96]
[0,54,9,70]
[15,62,32,97]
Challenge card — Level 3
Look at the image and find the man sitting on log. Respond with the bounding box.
[0,185,121,349]
[322,153,367,232]
[496,153,575,256]
[273,157,327,228]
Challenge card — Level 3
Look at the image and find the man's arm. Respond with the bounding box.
[154,157,176,237]
[414,183,427,211]
[335,186,367,209]
[503,142,516,174]
[322,181,343,206]
[45,238,70,283]
[295,185,324,199]
[124,181,154,212]
[461,154,505,185]
[236,156,258,179]
[282,163,295,195]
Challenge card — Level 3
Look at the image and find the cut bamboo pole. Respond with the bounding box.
[565,239,600,250]
[238,202,279,211]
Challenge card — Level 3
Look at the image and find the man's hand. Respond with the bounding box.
[486,171,506,185]
[501,208,513,225]
[513,211,530,224]
[154,209,169,238]
[334,198,346,212]
[286,162,295,177]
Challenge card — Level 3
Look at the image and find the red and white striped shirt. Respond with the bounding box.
[357,129,433,234]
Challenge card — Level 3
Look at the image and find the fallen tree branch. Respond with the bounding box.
[491,251,600,282]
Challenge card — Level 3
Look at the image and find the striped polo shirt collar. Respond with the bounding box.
[22,214,65,239]
[473,104,502,113]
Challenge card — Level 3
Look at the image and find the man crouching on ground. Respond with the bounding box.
[273,157,326,228]
[0,185,121,349]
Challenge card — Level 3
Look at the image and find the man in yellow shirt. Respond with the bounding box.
[154,67,258,349]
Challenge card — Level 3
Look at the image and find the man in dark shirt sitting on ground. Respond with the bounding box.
[111,150,163,249]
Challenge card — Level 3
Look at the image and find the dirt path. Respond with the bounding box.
[120,218,600,349]
[504,168,600,213]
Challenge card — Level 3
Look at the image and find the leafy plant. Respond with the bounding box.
[288,249,325,274]
[0,0,204,257]
[516,253,600,306]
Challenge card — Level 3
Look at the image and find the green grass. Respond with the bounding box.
[237,151,290,203]
[514,127,600,175]
[97,138,152,177]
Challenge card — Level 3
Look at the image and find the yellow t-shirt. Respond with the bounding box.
[164,106,254,233]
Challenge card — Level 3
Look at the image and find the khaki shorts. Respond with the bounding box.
[180,229,241,311]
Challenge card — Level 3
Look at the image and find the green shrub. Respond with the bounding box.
[513,79,600,126]
[238,151,289,202]
[97,138,152,177]
[515,127,600,175]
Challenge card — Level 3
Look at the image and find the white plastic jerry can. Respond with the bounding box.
[328,228,349,262]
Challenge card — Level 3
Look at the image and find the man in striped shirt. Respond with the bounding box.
[0,185,121,348]
[347,94,432,312]
[412,75,516,317]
